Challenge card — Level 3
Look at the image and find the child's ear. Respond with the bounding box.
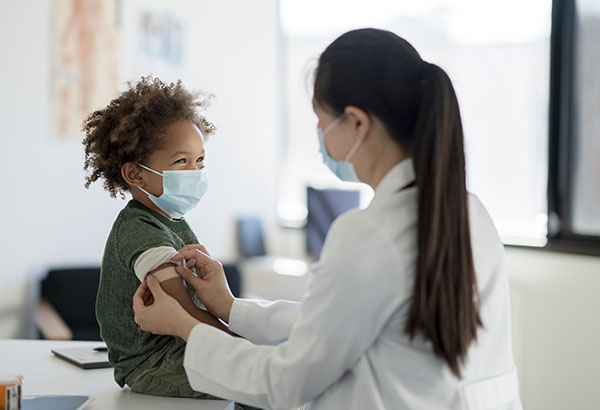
[121,162,145,187]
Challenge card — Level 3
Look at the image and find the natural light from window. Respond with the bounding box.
[278,0,552,246]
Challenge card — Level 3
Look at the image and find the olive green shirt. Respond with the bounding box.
[96,200,202,387]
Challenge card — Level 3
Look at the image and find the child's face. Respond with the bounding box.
[141,119,206,197]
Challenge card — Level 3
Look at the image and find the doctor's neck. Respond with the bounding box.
[353,124,409,190]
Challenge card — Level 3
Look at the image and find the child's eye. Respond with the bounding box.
[174,158,186,164]
[196,157,204,163]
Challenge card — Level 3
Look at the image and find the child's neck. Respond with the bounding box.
[130,188,173,220]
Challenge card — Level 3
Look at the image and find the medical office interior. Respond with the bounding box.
[1,0,599,409]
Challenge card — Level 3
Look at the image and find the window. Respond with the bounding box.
[547,0,600,254]
[572,0,600,236]
[278,0,551,246]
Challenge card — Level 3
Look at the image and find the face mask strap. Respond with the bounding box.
[136,186,152,197]
[344,133,366,162]
[322,113,347,135]
[136,163,163,177]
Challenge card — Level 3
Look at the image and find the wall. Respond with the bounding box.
[506,247,600,410]
[0,0,281,338]
[2,3,600,409]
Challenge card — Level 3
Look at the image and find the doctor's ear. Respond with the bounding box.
[121,162,145,187]
[344,106,371,138]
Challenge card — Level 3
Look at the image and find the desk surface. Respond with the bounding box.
[0,339,234,410]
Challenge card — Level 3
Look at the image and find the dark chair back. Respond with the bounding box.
[40,267,101,341]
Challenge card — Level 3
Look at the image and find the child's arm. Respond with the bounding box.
[147,263,237,336]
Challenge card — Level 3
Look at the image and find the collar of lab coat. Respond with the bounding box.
[373,157,416,201]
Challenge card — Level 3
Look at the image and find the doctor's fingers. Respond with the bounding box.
[138,281,155,306]
[143,289,154,306]
[175,252,221,279]
[133,282,150,315]
[145,274,170,299]
[178,244,211,257]
[175,265,203,285]
[136,279,150,302]
[173,248,211,263]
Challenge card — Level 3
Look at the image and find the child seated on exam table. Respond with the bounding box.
[82,76,232,399]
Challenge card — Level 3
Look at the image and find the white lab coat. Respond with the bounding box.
[183,159,522,410]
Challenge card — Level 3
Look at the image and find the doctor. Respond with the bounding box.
[133,28,522,410]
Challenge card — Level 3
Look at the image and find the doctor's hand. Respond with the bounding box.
[133,275,200,341]
[172,249,235,324]
[178,243,212,256]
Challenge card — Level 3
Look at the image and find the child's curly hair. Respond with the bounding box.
[82,76,216,198]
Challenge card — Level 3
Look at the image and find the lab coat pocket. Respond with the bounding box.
[460,367,521,410]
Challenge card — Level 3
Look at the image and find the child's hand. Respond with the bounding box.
[172,249,235,324]
[133,276,200,341]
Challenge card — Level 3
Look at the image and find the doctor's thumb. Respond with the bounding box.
[146,274,165,296]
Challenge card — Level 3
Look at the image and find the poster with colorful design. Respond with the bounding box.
[52,0,119,139]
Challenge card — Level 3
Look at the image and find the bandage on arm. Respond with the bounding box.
[152,266,179,283]
[148,263,236,336]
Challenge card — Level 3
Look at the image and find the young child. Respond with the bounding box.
[83,76,228,399]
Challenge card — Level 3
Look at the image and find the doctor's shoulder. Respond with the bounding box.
[466,193,504,253]
[319,207,393,263]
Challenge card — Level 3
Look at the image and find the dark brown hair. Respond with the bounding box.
[314,28,482,378]
[82,76,215,198]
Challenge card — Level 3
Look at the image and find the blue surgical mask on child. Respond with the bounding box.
[136,163,208,219]
[317,113,366,182]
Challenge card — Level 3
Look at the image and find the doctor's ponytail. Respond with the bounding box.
[406,62,482,379]
[314,28,482,378]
